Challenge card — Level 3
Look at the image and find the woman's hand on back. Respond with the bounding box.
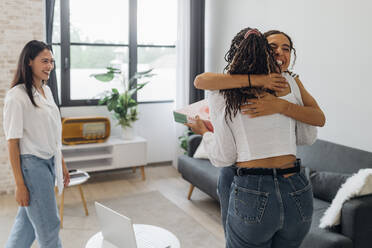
[253,73,288,92]
[241,93,289,118]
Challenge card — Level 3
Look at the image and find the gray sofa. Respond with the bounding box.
[178,135,372,248]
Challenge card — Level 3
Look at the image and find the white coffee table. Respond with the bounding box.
[85,224,180,248]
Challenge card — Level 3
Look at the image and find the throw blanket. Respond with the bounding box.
[319,169,372,228]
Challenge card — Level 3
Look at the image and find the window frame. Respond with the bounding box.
[54,0,175,107]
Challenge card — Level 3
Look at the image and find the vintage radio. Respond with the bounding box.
[61,117,110,145]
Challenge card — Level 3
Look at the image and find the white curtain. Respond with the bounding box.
[173,0,190,168]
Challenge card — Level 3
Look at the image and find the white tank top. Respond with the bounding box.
[206,73,300,165]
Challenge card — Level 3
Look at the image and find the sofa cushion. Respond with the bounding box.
[319,169,372,228]
[193,137,209,159]
[300,198,353,248]
[341,194,372,248]
[187,134,202,157]
[297,139,372,174]
[310,171,350,202]
[313,197,331,212]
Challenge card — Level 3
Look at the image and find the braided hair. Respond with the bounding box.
[221,28,280,121]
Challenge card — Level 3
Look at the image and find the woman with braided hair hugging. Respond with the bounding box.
[187,28,325,248]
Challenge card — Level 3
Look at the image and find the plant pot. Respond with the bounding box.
[122,126,135,140]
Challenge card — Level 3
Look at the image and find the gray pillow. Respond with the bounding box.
[309,170,350,203]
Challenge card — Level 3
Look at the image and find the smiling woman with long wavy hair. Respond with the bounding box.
[4,40,70,248]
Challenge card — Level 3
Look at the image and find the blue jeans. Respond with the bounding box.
[6,154,62,248]
[218,166,313,248]
[217,166,236,235]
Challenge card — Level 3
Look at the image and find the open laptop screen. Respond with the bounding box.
[95,202,138,248]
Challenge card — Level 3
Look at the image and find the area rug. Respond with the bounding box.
[60,190,224,248]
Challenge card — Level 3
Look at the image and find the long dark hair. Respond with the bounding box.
[11,40,52,107]
[221,28,280,121]
[264,30,297,72]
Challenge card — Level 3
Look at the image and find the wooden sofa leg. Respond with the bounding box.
[187,185,195,200]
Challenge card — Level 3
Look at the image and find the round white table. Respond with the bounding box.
[85,224,180,248]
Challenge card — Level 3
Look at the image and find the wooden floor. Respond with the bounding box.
[0,163,224,247]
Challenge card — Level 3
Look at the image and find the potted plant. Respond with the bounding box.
[178,129,194,154]
[91,67,154,139]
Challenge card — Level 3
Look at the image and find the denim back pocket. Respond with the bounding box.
[289,180,314,222]
[231,183,269,224]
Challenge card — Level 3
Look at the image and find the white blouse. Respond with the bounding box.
[203,73,299,167]
[3,84,64,194]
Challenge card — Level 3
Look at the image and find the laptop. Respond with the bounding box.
[95,202,171,248]
[95,202,138,248]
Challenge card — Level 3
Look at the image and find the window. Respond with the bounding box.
[52,0,177,106]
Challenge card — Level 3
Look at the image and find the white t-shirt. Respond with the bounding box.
[203,73,299,167]
[3,84,64,194]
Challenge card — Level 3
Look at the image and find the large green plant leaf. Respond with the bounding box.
[90,71,114,82]
[90,67,121,82]
[127,98,137,108]
[136,68,153,75]
[128,82,148,97]
[98,96,108,105]
[106,66,121,73]
[128,69,155,89]
[107,100,117,112]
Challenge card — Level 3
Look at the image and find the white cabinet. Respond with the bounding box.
[62,136,148,175]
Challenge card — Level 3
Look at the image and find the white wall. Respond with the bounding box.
[0,0,44,194]
[206,0,372,152]
[61,102,176,163]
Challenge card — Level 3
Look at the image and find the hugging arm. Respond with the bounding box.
[194,72,325,126]
[194,72,288,92]
[281,77,326,127]
[240,76,326,127]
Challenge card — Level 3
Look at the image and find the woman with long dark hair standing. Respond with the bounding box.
[3,40,69,248]
[188,28,325,247]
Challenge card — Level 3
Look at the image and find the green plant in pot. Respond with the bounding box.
[91,67,154,139]
[178,129,194,155]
